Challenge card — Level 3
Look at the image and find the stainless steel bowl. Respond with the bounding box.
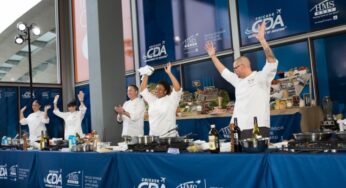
[122,135,138,145]
[240,138,269,153]
[335,131,346,141]
[293,132,333,142]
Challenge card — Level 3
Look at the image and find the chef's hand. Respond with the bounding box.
[255,21,266,42]
[164,63,172,74]
[114,105,124,114]
[44,105,51,111]
[20,106,27,113]
[78,91,85,102]
[53,95,59,104]
[205,41,216,57]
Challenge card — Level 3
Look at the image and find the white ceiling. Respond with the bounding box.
[0,0,59,84]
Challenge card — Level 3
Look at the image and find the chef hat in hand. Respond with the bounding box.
[138,65,154,78]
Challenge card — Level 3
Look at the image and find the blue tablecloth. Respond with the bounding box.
[1,150,346,188]
[145,113,301,142]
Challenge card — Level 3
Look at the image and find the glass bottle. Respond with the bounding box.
[233,118,242,152]
[208,124,220,153]
[252,117,262,139]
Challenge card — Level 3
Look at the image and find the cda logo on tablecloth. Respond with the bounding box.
[137,177,167,188]
[44,169,62,188]
[0,164,8,180]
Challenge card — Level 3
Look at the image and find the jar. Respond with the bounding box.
[286,98,293,108]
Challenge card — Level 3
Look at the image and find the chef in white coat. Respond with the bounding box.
[19,100,51,143]
[53,91,86,139]
[205,22,278,138]
[140,63,182,137]
[115,84,145,136]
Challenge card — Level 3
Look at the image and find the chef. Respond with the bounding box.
[53,91,86,139]
[140,63,182,137]
[19,100,51,143]
[115,84,145,136]
[205,22,278,138]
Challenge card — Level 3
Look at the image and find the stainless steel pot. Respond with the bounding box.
[122,135,138,145]
[293,132,333,142]
[137,136,159,145]
[240,138,269,153]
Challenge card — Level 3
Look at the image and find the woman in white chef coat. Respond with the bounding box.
[19,100,51,143]
[53,91,86,139]
[114,85,145,136]
[140,63,182,137]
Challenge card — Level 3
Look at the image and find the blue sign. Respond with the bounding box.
[137,0,232,66]
[238,0,310,46]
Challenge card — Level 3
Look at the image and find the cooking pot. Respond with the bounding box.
[137,136,159,145]
[335,131,346,141]
[240,138,269,153]
[122,135,138,145]
[293,132,333,142]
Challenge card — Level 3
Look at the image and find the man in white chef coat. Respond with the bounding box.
[205,22,278,138]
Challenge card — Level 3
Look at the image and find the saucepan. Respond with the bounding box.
[293,132,333,142]
[240,138,269,153]
[137,136,159,145]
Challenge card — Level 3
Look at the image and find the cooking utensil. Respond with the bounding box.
[160,127,179,137]
[240,138,269,153]
[293,132,333,142]
[122,135,138,145]
[137,136,159,145]
[335,131,346,141]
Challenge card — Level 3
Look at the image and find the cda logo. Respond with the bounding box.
[137,177,166,188]
[44,169,62,188]
[66,171,81,186]
[0,164,8,180]
[245,9,286,39]
[143,41,168,63]
[22,91,35,99]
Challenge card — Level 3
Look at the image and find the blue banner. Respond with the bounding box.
[0,151,37,188]
[137,0,232,66]
[117,152,268,188]
[36,152,116,188]
[0,87,18,138]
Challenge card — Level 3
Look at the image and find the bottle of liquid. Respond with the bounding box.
[252,117,262,139]
[229,123,235,152]
[208,124,220,153]
[40,131,45,150]
[233,118,242,152]
[43,131,49,149]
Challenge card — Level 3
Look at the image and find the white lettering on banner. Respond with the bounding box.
[0,164,8,180]
[22,91,35,99]
[66,171,81,186]
[245,9,287,39]
[138,177,166,188]
[44,169,62,188]
[9,165,17,181]
[176,180,205,188]
[310,0,339,25]
[143,41,168,63]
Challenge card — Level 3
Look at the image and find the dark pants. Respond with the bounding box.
[241,127,270,139]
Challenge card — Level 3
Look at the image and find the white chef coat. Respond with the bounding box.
[141,88,182,137]
[53,105,86,139]
[117,97,145,136]
[20,111,49,142]
[221,60,278,130]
